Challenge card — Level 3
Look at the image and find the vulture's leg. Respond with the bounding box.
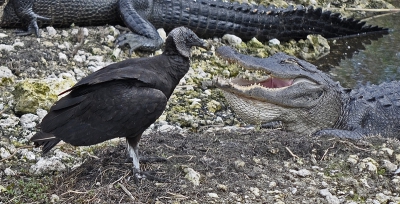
[126,137,168,183]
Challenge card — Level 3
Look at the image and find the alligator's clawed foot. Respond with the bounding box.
[14,15,51,37]
[115,33,163,55]
[116,33,146,55]
[14,20,40,37]
[133,168,169,183]
[14,29,35,36]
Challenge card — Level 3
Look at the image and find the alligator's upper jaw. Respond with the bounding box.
[227,76,295,89]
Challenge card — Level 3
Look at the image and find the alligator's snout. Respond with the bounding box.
[214,46,342,136]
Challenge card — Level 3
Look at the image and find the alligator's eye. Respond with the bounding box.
[281,58,299,65]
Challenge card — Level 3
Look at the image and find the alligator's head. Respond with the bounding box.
[214,46,345,135]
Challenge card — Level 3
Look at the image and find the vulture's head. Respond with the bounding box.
[166,27,208,58]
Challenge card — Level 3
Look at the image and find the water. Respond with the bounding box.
[311,12,400,88]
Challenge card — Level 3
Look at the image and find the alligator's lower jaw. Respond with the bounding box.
[215,76,290,124]
[221,90,283,124]
[214,75,298,101]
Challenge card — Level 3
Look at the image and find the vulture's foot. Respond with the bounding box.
[133,168,169,183]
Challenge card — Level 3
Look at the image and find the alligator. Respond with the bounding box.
[214,46,400,139]
[0,0,387,53]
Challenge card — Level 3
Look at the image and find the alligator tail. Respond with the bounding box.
[151,0,387,41]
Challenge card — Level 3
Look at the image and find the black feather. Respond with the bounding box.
[31,27,206,155]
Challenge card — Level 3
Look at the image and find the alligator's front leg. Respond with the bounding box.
[11,0,51,37]
[116,0,163,54]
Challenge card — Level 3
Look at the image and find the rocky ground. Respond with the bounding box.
[0,0,399,203]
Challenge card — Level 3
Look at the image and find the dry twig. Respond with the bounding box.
[166,192,189,199]
[337,140,370,151]
[363,12,400,21]
[320,142,336,161]
[344,8,400,12]
[285,147,300,160]
[61,190,89,196]
[118,182,135,201]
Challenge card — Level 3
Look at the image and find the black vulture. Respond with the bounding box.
[30,26,207,180]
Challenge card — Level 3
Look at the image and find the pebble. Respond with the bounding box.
[183,167,200,186]
[207,193,219,198]
[74,68,86,80]
[19,149,36,161]
[234,159,245,168]
[319,189,340,204]
[0,114,20,128]
[112,48,121,59]
[30,157,67,174]
[42,41,54,47]
[347,154,359,165]
[12,40,24,47]
[0,66,14,78]
[269,38,280,45]
[380,147,394,156]
[4,168,16,176]
[73,54,84,63]
[71,28,79,35]
[36,109,48,122]
[0,44,14,51]
[61,30,69,37]
[46,27,57,36]
[0,147,11,159]
[58,52,68,62]
[50,194,60,203]
[82,28,89,36]
[382,160,397,172]
[217,184,228,192]
[269,181,277,188]
[20,113,39,129]
[250,187,260,196]
[157,124,182,133]
[290,169,311,177]
[106,35,115,44]
[222,34,242,46]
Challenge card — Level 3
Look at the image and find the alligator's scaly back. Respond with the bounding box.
[1,0,122,28]
[150,0,386,41]
[0,0,387,52]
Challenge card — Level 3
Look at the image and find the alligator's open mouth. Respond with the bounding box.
[230,75,294,88]
[213,46,325,111]
[217,67,316,91]
[214,46,318,92]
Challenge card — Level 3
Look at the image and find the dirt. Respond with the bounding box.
[3,128,400,203]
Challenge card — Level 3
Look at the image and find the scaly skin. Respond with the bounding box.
[0,0,387,52]
[214,46,400,140]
